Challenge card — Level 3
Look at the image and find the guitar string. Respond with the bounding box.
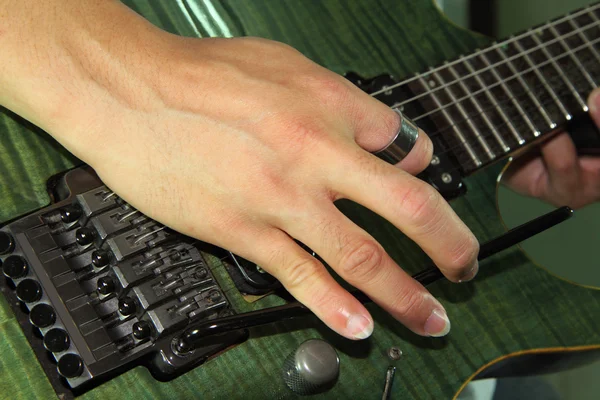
[410,35,600,127]
[95,78,600,293]
[367,46,595,169]
[370,3,600,97]
[369,3,600,98]
[362,22,600,163]
[381,15,599,112]
[389,47,600,167]
[93,111,598,303]
[402,70,598,176]
[148,68,598,295]
[418,57,595,151]
[90,9,600,299]
[374,94,594,181]
[379,22,598,116]
[104,76,599,292]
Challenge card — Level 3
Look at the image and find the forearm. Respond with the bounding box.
[0,0,164,145]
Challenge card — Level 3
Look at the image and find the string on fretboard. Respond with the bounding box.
[373,3,600,175]
[413,52,598,175]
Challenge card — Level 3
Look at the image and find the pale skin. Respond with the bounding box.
[0,0,598,341]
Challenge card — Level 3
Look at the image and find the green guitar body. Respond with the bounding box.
[0,1,599,399]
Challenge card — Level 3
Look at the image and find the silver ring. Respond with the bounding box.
[374,108,419,164]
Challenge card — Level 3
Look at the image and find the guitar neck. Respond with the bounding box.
[379,2,600,175]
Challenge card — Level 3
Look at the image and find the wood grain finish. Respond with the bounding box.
[0,1,598,399]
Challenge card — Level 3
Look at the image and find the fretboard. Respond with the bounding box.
[375,2,600,174]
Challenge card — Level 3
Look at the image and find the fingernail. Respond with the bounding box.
[424,309,451,337]
[458,261,479,283]
[589,88,600,114]
[346,314,374,339]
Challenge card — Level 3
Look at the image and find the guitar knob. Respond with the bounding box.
[16,279,42,303]
[57,353,84,378]
[0,231,15,255]
[44,328,70,353]
[282,339,339,395]
[3,255,28,279]
[30,303,56,328]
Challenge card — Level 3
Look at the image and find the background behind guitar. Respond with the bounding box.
[441,0,600,398]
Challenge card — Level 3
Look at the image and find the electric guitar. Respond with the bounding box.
[1,1,599,399]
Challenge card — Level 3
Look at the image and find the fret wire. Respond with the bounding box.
[431,69,495,159]
[371,3,600,97]
[494,47,554,128]
[423,71,594,173]
[413,36,600,128]
[406,63,595,176]
[559,23,599,86]
[454,51,540,137]
[461,56,525,145]
[422,95,571,176]
[428,51,591,148]
[511,38,572,119]
[446,65,510,152]
[426,64,595,161]
[371,11,600,107]
[417,77,482,167]
[532,27,590,111]
[572,9,600,76]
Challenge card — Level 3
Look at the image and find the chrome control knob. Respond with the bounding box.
[282,339,339,395]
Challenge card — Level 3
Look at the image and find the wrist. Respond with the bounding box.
[0,0,166,147]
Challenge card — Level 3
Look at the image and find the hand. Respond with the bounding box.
[502,89,600,210]
[0,0,479,340]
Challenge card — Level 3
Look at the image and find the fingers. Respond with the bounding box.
[232,228,374,340]
[283,204,451,337]
[500,153,546,199]
[343,85,433,175]
[327,147,479,283]
[501,132,599,209]
[503,132,581,202]
[540,133,582,199]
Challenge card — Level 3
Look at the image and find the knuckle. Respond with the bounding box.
[276,114,328,153]
[339,239,386,282]
[281,257,324,290]
[551,157,577,175]
[253,162,286,195]
[306,75,351,104]
[528,178,546,199]
[389,288,425,319]
[448,234,480,270]
[397,183,441,229]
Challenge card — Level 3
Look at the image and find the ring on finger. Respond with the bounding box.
[374,108,420,164]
